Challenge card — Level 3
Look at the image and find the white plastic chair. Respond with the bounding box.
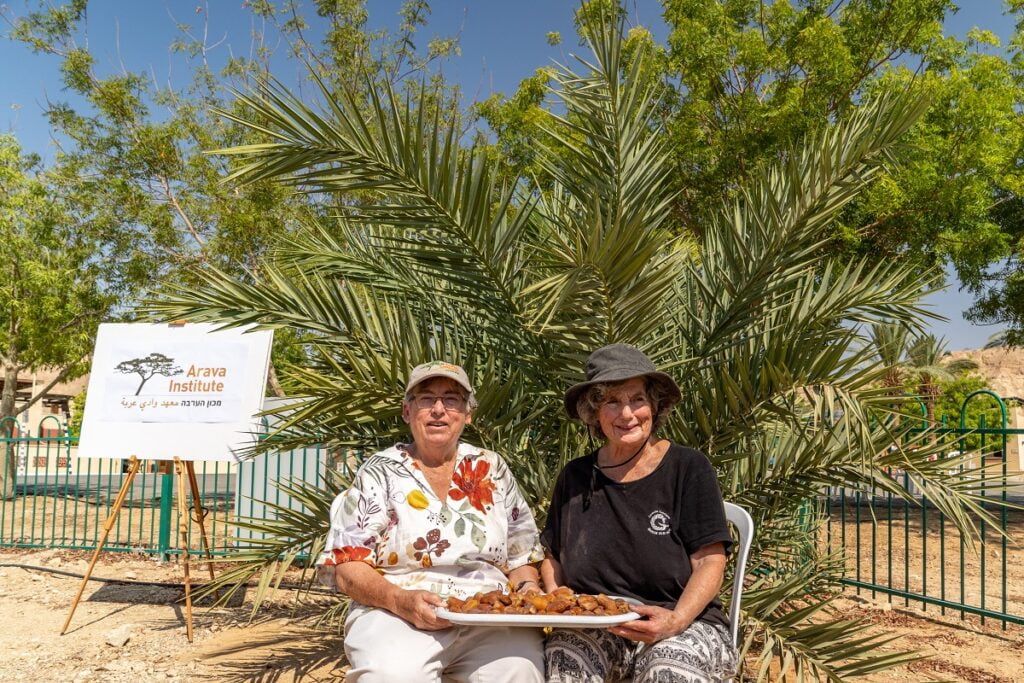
[621,502,754,683]
[723,501,754,650]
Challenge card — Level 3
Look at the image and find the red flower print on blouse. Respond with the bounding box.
[448,458,496,513]
[324,545,373,566]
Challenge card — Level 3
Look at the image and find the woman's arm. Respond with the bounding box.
[609,542,727,644]
[507,563,542,593]
[666,542,728,627]
[335,562,451,631]
[540,552,565,592]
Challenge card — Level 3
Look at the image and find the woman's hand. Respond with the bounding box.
[540,554,565,593]
[609,542,727,644]
[392,589,452,631]
[608,603,689,644]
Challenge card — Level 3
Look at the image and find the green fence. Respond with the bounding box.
[0,417,337,558]
[823,392,1024,628]
[4,403,1022,629]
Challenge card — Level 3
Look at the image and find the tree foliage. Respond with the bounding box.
[0,134,118,496]
[5,0,467,396]
[7,1,300,281]
[10,1,1024,339]
[933,373,1004,452]
[869,321,911,389]
[480,0,1024,338]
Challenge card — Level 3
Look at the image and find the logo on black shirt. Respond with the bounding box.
[647,510,671,535]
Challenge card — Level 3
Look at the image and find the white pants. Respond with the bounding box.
[344,604,544,683]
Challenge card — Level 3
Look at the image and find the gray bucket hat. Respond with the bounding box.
[563,344,681,419]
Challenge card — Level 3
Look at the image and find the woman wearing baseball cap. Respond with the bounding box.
[541,344,737,682]
[317,360,544,682]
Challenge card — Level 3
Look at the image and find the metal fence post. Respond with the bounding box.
[157,462,174,560]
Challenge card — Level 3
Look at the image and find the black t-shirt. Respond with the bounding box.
[541,442,732,627]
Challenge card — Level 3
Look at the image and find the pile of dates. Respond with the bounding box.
[445,586,632,615]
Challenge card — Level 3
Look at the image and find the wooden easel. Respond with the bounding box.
[61,455,217,642]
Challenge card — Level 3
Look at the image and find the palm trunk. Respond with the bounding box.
[883,369,903,427]
[922,376,939,446]
[268,363,285,398]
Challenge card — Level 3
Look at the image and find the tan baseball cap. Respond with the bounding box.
[405,360,475,397]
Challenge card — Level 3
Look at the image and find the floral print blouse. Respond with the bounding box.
[317,442,544,599]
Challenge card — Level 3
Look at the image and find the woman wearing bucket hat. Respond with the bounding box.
[316,360,545,682]
[541,344,738,682]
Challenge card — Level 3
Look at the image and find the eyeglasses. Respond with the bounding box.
[409,394,468,411]
[600,395,651,413]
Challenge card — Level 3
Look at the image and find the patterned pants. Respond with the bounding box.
[545,621,737,683]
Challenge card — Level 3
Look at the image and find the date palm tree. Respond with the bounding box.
[906,334,954,425]
[870,321,910,391]
[148,16,1002,681]
[984,330,1009,349]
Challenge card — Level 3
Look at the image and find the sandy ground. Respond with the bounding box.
[836,595,1023,683]
[0,548,346,682]
[0,548,1020,682]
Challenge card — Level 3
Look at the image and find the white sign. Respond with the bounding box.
[78,323,274,462]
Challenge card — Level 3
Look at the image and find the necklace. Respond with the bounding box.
[594,441,647,470]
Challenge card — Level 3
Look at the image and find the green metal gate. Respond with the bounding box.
[823,391,1023,628]
[0,417,333,558]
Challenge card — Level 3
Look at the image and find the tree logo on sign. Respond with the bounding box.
[115,353,183,395]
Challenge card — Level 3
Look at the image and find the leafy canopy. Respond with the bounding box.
[5,0,468,397]
[0,134,120,496]
[481,0,1024,341]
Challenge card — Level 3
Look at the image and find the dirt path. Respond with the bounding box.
[1,548,1020,682]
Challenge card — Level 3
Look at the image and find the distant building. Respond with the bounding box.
[0,368,88,437]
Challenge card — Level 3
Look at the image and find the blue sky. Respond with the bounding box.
[0,1,1015,350]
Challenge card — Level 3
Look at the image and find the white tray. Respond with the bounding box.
[435,597,641,628]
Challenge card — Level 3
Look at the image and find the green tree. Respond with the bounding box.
[870,324,980,428]
[148,17,1001,679]
[934,374,1004,452]
[68,390,85,438]
[0,134,118,497]
[481,0,1024,337]
[905,334,956,424]
[5,1,463,396]
[904,333,979,424]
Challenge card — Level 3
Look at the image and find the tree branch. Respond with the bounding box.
[159,175,206,248]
